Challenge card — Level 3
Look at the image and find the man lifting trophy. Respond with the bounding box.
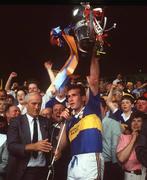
[47,3,116,180]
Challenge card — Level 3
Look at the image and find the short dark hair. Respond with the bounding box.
[121,95,135,104]
[5,104,14,112]
[67,84,86,96]
[136,96,147,101]
[6,94,15,103]
[53,102,65,108]
[130,111,146,120]
[127,111,145,133]
[16,88,27,96]
[27,79,39,88]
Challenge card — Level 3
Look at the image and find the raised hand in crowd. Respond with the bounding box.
[9,72,17,78]
[5,72,18,94]
[44,61,53,70]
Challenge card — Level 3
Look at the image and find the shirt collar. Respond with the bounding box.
[26,114,38,123]
[55,96,66,103]
[73,106,85,119]
[121,111,132,122]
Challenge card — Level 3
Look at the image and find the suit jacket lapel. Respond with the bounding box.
[21,115,31,144]
[21,115,48,143]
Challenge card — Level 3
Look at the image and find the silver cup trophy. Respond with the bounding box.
[73,2,116,55]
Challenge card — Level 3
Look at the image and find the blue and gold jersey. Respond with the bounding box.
[67,90,102,156]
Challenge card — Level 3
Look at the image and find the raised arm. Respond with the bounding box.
[117,131,138,163]
[44,61,57,96]
[44,61,55,84]
[106,84,118,112]
[87,49,100,96]
[41,61,57,110]
[5,72,17,92]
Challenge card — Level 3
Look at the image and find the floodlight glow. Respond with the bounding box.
[73,8,79,16]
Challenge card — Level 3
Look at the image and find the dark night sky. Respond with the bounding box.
[0,5,147,90]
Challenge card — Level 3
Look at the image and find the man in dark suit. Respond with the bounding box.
[7,92,53,180]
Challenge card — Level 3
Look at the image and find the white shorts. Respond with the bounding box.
[67,153,104,180]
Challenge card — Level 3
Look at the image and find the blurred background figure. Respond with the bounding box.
[135,96,147,115]
[16,88,27,114]
[117,111,146,180]
[48,102,70,180]
[113,73,123,85]
[101,98,124,180]
[40,107,52,120]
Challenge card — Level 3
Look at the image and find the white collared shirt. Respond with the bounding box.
[121,112,132,122]
[26,114,46,167]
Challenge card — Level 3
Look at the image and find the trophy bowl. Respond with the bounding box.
[74,19,95,52]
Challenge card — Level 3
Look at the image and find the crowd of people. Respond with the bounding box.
[0,47,147,180]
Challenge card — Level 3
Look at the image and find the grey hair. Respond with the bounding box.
[25,92,42,102]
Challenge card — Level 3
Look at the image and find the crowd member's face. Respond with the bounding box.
[0,100,6,113]
[106,83,112,92]
[17,90,26,104]
[40,108,52,119]
[116,83,124,91]
[26,94,42,117]
[131,117,143,132]
[113,91,123,102]
[11,82,19,90]
[127,83,133,90]
[121,99,133,113]
[67,88,85,113]
[7,106,21,119]
[136,100,147,113]
[23,81,28,87]
[52,104,65,122]
[117,74,122,80]
[28,83,39,93]
[135,81,142,88]
[6,96,14,105]
[0,91,7,100]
